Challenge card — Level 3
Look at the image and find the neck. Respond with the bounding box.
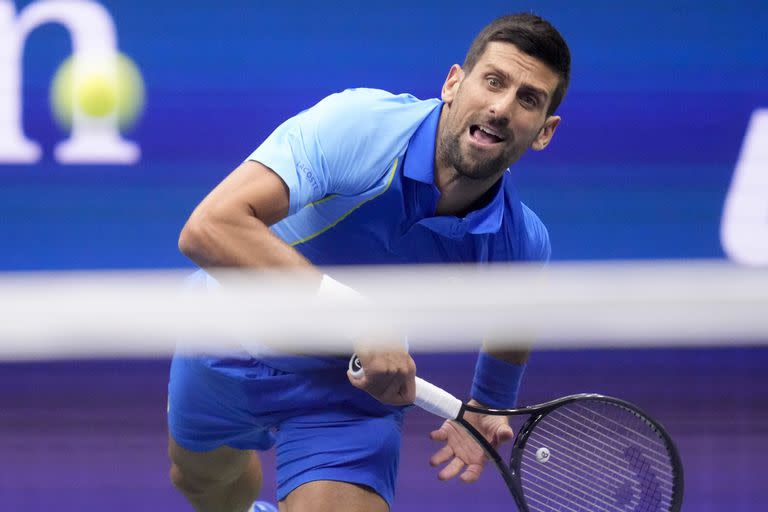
[433,167,501,217]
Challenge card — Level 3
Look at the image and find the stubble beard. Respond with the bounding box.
[438,127,514,182]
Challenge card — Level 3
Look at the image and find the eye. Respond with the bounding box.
[487,77,502,89]
[520,94,539,109]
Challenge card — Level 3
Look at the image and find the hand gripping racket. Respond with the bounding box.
[349,355,684,512]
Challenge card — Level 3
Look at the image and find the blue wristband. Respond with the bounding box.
[470,352,526,409]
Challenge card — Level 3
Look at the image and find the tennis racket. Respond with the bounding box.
[349,355,684,512]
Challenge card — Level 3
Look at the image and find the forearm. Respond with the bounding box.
[480,343,530,365]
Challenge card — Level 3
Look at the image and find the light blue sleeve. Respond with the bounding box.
[247,88,439,215]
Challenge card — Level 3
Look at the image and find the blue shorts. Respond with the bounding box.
[167,354,406,506]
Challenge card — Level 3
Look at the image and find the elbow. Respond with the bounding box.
[178,214,215,265]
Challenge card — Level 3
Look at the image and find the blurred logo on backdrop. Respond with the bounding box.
[0,0,144,165]
[721,109,768,266]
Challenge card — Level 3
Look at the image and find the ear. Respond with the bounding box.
[441,64,464,104]
[531,115,561,151]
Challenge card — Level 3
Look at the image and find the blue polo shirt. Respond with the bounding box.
[249,88,550,266]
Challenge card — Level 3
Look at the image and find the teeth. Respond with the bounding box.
[479,126,501,139]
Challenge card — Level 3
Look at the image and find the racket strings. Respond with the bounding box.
[519,430,665,512]
[520,483,600,512]
[521,422,673,491]
[520,438,644,498]
[519,400,676,512]
[521,461,630,512]
[525,413,671,509]
[570,404,667,449]
[540,410,675,479]
[522,407,671,511]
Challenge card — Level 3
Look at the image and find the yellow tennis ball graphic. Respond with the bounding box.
[77,74,117,117]
[51,52,145,129]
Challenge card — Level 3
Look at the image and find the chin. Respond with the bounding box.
[457,154,508,181]
[455,163,502,181]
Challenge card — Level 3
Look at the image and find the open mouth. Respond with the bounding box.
[469,124,505,145]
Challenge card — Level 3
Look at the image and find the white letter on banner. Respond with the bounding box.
[721,109,768,265]
[0,0,139,165]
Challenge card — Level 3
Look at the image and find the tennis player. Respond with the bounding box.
[168,13,570,512]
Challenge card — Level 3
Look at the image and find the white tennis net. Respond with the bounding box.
[1,259,767,361]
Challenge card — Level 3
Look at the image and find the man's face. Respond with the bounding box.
[438,42,562,181]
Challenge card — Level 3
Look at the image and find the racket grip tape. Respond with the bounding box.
[414,377,463,420]
[348,354,463,420]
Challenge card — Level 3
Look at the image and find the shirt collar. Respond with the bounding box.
[403,102,507,235]
[403,101,441,184]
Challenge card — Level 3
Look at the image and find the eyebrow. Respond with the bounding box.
[486,65,550,102]
[519,84,548,103]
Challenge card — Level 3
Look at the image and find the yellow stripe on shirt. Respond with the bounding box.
[290,157,399,247]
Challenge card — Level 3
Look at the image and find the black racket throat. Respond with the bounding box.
[454,412,522,502]
[461,401,517,416]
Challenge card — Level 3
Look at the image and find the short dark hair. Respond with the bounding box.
[463,13,571,115]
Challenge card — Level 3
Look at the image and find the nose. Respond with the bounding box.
[487,104,510,129]
[488,91,517,125]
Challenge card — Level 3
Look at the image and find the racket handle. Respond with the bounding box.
[414,377,463,420]
[348,354,463,420]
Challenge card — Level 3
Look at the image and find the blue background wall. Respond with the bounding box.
[1,2,767,511]
[2,0,766,269]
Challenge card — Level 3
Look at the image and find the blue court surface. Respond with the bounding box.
[1,347,765,511]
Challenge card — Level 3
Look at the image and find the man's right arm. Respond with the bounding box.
[178,160,318,273]
[178,158,415,405]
